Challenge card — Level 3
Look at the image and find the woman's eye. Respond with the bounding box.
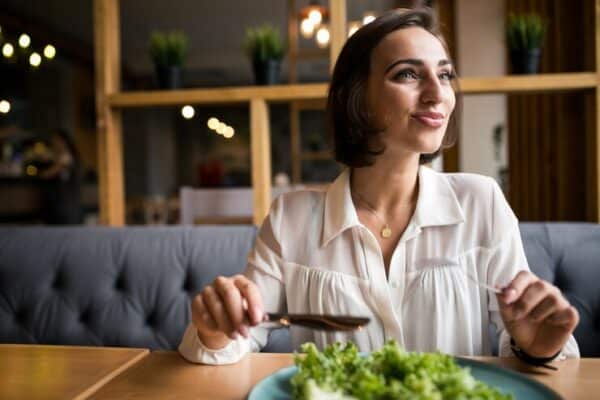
[394,69,419,81]
[439,71,456,81]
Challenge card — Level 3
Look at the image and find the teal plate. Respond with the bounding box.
[248,358,561,399]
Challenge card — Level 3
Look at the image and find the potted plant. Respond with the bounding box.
[506,13,547,74]
[149,31,188,89]
[243,24,286,85]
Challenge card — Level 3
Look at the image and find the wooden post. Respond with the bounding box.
[592,0,600,221]
[250,99,272,225]
[329,0,346,73]
[290,101,301,183]
[94,0,125,226]
[287,0,298,83]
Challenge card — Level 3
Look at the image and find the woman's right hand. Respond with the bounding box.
[191,274,264,349]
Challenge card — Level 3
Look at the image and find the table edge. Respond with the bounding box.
[74,348,150,400]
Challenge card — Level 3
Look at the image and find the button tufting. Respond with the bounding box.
[52,271,63,290]
[79,309,90,324]
[16,309,28,324]
[146,311,156,326]
[115,274,126,291]
[182,273,193,292]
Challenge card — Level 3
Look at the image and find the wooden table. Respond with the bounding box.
[0,344,149,400]
[89,352,600,399]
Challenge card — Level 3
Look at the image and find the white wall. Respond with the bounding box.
[456,0,507,180]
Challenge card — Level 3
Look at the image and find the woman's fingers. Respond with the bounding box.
[509,280,558,321]
[499,270,537,305]
[233,275,264,325]
[202,285,237,339]
[547,306,580,328]
[192,275,265,340]
[191,294,217,331]
[213,276,246,334]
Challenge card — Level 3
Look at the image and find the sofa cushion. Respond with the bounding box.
[0,226,256,350]
[520,223,600,357]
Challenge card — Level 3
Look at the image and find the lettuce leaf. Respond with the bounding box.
[291,341,513,400]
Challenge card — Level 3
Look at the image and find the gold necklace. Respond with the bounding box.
[352,191,392,239]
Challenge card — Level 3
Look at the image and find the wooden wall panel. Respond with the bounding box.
[506,0,593,221]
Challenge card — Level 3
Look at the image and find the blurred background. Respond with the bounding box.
[0,0,596,226]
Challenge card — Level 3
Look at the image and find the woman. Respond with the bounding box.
[40,130,83,224]
[179,8,579,365]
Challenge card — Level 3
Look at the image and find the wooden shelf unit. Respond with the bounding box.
[94,0,600,226]
[107,73,598,109]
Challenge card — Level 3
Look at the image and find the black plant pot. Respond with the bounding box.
[252,59,281,85]
[156,65,182,89]
[509,48,541,74]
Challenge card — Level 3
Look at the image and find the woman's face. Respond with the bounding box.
[366,26,456,159]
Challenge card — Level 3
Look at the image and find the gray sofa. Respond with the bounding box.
[0,223,598,356]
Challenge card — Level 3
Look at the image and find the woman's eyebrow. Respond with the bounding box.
[384,58,452,74]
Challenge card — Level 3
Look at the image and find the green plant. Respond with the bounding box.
[148,31,188,66]
[243,24,285,62]
[506,13,547,51]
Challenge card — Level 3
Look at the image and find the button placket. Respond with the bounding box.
[357,226,404,346]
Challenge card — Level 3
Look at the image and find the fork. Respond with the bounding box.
[463,270,502,294]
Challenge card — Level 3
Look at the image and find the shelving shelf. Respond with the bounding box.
[107,73,598,109]
[94,0,600,226]
[108,83,328,108]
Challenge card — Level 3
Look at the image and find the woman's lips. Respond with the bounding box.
[411,112,445,128]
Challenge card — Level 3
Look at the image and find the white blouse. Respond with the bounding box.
[179,166,579,364]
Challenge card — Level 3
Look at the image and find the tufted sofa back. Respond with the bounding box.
[0,223,598,356]
[0,226,256,350]
[519,223,600,357]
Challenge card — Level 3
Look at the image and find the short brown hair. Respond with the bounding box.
[327,7,460,167]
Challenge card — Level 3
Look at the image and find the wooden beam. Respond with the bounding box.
[94,0,125,226]
[329,0,346,74]
[109,83,329,108]
[250,98,272,225]
[458,73,597,94]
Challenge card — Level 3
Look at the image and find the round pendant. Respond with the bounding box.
[381,226,392,238]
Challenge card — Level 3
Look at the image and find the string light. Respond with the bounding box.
[308,9,323,25]
[207,117,219,130]
[216,122,227,135]
[18,33,31,48]
[223,126,235,139]
[29,52,42,67]
[0,100,10,114]
[300,18,315,39]
[315,26,330,48]
[43,44,56,59]
[2,43,14,58]
[181,105,195,119]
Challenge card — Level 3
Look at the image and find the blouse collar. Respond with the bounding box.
[321,165,465,247]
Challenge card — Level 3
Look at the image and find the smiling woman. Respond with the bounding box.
[327,8,460,168]
[179,7,580,368]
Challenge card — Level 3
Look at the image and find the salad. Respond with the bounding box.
[291,341,513,400]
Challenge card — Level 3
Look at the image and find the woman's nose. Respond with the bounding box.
[420,76,443,105]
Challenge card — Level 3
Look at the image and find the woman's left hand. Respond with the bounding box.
[497,270,579,358]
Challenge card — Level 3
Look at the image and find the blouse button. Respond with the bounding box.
[390,281,400,288]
